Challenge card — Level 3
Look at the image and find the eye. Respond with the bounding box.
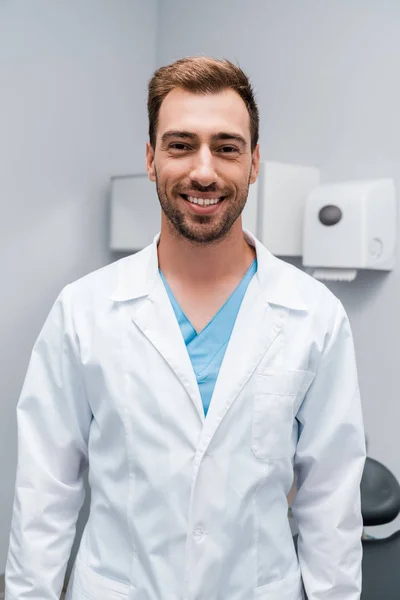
[218,146,239,154]
[168,142,191,151]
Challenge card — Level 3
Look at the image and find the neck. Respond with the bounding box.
[157,218,256,284]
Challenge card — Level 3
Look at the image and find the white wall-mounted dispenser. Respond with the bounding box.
[110,174,160,252]
[302,178,396,281]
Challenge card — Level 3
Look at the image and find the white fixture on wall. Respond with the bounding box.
[303,179,396,281]
[251,163,396,281]
[241,176,259,236]
[256,161,320,256]
[109,165,397,281]
[109,174,160,252]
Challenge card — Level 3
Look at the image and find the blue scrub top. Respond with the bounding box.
[160,259,257,415]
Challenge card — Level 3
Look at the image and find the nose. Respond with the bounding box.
[189,145,218,188]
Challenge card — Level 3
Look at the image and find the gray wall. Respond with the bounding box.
[156,0,400,537]
[0,0,158,570]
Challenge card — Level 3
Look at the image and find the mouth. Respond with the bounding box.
[180,193,226,211]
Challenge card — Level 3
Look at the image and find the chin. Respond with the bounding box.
[179,223,231,245]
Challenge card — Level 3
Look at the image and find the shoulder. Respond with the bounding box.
[256,243,344,333]
[276,257,339,313]
[59,244,153,311]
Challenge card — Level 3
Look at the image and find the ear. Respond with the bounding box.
[146,142,156,182]
[249,144,260,184]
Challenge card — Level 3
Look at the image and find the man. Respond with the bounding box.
[6,57,366,600]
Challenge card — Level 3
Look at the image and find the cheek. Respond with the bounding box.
[227,171,251,194]
[221,160,251,181]
[157,158,185,179]
[160,163,192,192]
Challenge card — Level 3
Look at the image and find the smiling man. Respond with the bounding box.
[6,57,366,600]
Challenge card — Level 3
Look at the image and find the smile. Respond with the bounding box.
[181,194,224,206]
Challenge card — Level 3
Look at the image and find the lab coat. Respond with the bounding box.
[5,231,366,600]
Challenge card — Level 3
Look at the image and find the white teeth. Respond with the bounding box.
[186,195,221,206]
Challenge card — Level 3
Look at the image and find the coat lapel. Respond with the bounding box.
[197,233,309,455]
[109,239,204,424]
[198,274,286,451]
[131,280,205,423]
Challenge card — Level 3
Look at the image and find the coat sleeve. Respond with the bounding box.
[5,285,92,600]
[292,300,366,600]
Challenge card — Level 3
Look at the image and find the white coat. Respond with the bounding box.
[5,231,366,600]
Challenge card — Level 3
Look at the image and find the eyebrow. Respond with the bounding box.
[160,130,248,148]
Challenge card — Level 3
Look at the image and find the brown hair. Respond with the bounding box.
[148,56,259,151]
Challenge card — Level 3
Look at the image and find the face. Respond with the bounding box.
[146,88,260,244]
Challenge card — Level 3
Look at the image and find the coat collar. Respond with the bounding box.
[109,231,308,312]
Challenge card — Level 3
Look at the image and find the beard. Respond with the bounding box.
[155,170,251,245]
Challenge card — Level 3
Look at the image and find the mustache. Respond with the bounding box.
[177,182,229,195]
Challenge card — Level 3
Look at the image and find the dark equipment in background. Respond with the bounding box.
[360,456,400,600]
[293,456,400,599]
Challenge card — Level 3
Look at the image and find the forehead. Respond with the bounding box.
[157,88,251,141]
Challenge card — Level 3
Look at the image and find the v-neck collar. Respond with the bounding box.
[159,258,257,336]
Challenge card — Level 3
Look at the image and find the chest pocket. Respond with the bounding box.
[252,369,315,460]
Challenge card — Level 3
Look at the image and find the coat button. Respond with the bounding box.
[192,528,205,542]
